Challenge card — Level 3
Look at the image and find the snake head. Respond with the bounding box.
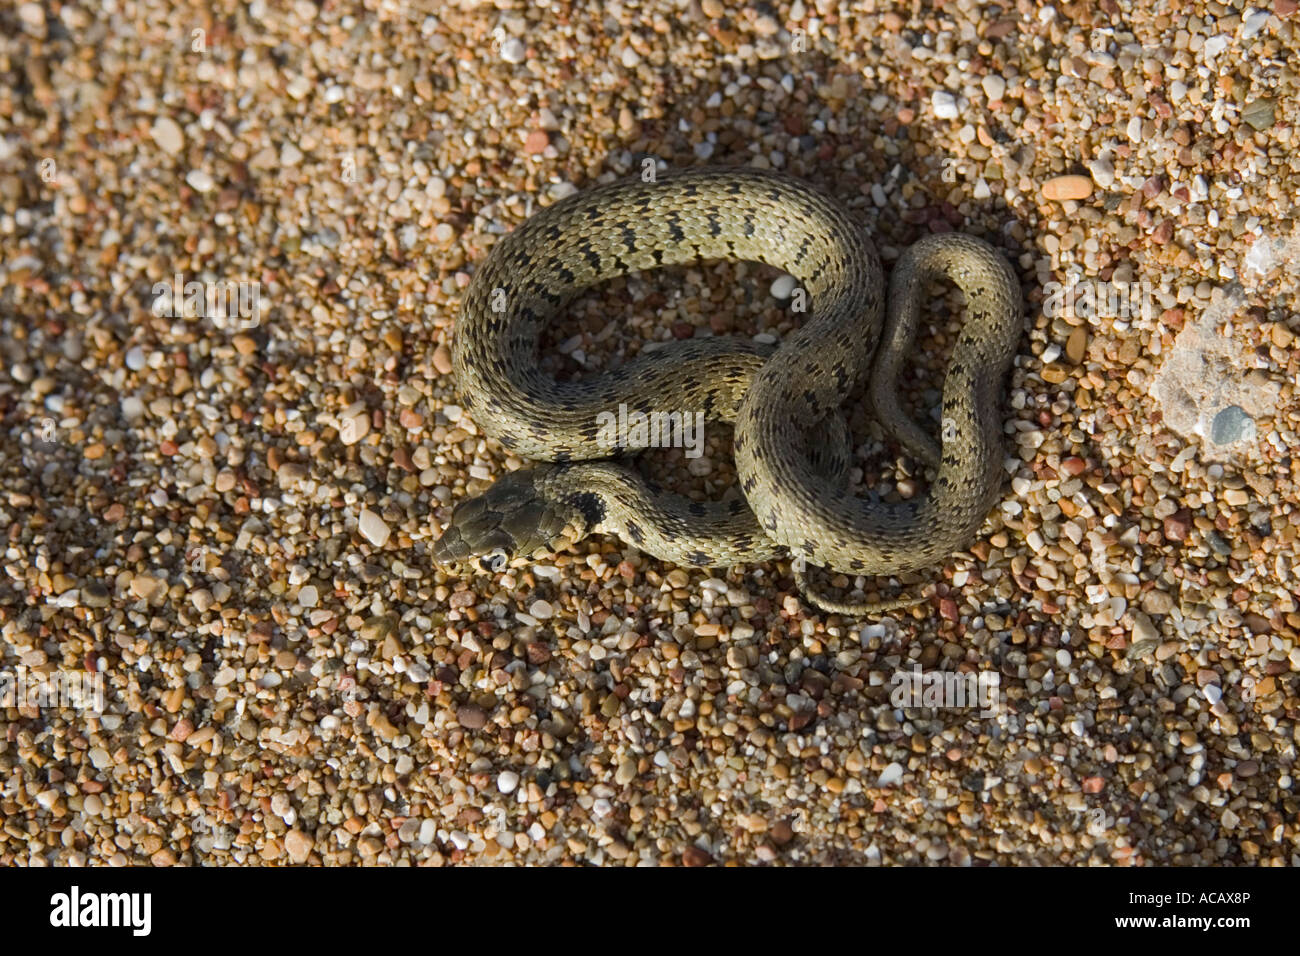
[431,466,579,573]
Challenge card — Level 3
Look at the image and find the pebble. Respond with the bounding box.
[284,830,313,863]
[433,344,453,375]
[1087,157,1115,189]
[497,770,520,794]
[151,117,184,155]
[1210,405,1254,445]
[770,274,797,299]
[1140,589,1174,616]
[931,91,959,119]
[682,846,713,867]
[1163,510,1192,542]
[130,574,164,601]
[500,38,526,64]
[1041,175,1093,201]
[339,406,370,445]
[1242,98,1276,131]
[185,169,215,192]
[1065,326,1088,363]
[1131,612,1159,646]
[358,509,390,547]
[877,763,904,787]
[457,704,487,729]
[524,129,549,155]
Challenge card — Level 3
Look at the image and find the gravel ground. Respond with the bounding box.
[1,0,1299,865]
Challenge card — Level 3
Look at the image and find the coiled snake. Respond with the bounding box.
[431,167,1022,615]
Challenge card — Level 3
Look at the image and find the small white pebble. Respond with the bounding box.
[151,117,185,155]
[185,169,215,192]
[500,38,525,63]
[358,509,390,547]
[877,762,904,787]
[770,274,797,299]
[1088,157,1115,189]
[339,408,369,445]
[981,74,1006,102]
[931,91,959,119]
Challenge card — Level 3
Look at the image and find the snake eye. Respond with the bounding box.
[479,548,509,573]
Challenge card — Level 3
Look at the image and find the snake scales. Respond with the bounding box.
[431,166,1022,614]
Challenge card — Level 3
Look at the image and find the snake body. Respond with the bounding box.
[432,167,1022,611]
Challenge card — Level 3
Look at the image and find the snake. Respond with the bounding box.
[430,166,1022,615]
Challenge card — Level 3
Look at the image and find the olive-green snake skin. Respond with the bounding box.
[431,166,1022,615]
